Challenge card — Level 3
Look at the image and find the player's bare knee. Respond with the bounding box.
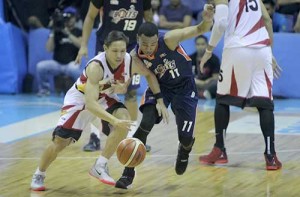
[125,90,137,102]
[52,135,73,152]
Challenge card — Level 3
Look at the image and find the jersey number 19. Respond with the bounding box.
[124,20,137,31]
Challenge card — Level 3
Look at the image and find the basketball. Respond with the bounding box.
[116,138,146,167]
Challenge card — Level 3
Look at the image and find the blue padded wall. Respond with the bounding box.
[0,23,27,93]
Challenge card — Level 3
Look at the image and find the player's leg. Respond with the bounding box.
[248,47,281,170]
[200,48,252,164]
[115,89,167,189]
[31,102,87,191]
[90,103,131,186]
[124,75,152,151]
[171,85,197,175]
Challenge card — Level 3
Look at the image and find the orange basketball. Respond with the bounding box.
[116,138,146,167]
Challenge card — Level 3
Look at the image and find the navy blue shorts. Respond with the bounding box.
[95,39,140,91]
[140,80,198,138]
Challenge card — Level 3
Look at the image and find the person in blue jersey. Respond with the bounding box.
[115,5,215,189]
[75,0,153,152]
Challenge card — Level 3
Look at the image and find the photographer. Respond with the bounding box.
[36,6,82,96]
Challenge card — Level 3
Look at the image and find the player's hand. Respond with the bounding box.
[202,4,214,23]
[111,79,131,94]
[75,45,88,65]
[111,119,134,130]
[156,100,169,124]
[272,55,282,79]
[200,49,212,73]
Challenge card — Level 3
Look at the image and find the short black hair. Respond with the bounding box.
[195,35,208,43]
[263,0,275,7]
[138,22,158,37]
[104,31,129,47]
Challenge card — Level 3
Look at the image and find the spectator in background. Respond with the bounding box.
[276,0,300,32]
[263,0,294,32]
[152,0,161,26]
[190,35,220,99]
[159,0,192,30]
[36,7,82,96]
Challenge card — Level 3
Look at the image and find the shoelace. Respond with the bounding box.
[34,174,44,183]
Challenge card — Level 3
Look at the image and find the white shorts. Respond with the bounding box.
[56,85,120,131]
[217,47,273,108]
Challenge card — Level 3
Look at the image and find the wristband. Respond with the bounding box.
[154,92,163,100]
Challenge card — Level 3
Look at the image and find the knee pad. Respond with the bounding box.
[125,90,137,102]
[179,136,195,149]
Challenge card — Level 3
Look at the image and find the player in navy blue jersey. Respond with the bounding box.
[115,5,215,189]
[75,0,153,152]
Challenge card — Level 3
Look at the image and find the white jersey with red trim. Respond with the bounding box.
[75,52,132,108]
[224,0,271,48]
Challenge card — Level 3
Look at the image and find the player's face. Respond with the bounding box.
[104,40,127,67]
[138,34,158,56]
[195,38,207,55]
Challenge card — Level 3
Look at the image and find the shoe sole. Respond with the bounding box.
[266,166,282,170]
[199,158,228,165]
[89,171,115,186]
[31,186,46,191]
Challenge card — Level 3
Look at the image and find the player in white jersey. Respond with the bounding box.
[30,31,169,191]
[199,0,282,170]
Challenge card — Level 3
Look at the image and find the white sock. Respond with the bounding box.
[91,119,101,139]
[35,167,46,176]
[96,156,108,165]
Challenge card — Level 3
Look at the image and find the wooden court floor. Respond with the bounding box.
[1,108,300,197]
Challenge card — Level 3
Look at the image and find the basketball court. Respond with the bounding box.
[1,95,300,197]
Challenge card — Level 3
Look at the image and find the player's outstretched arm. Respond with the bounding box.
[85,62,133,130]
[130,51,169,123]
[75,2,99,64]
[260,0,274,46]
[200,0,229,72]
[163,4,214,51]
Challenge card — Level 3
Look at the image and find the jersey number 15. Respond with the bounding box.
[245,0,258,12]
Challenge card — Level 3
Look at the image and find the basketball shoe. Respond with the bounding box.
[89,163,115,186]
[199,146,228,165]
[264,153,282,170]
[30,174,45,191]
[83,133,100,152]
[115,168,135,189]
[175,140,194,175]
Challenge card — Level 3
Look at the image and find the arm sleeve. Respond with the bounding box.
[143,0,152,11]
[208,4,229,47]
[91,0,103,9]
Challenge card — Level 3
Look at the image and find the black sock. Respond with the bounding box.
[132,105,158,145]
[258,108,275,154]
[214,103,230,149]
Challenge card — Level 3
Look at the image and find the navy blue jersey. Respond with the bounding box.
[137,34,195,89]
[92,0,151,44]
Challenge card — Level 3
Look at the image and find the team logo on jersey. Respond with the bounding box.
[159,53,167,58]
[110,0,119,5]
[154,58,177,78]
[143,60,152,68]
[110,5,138,24]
